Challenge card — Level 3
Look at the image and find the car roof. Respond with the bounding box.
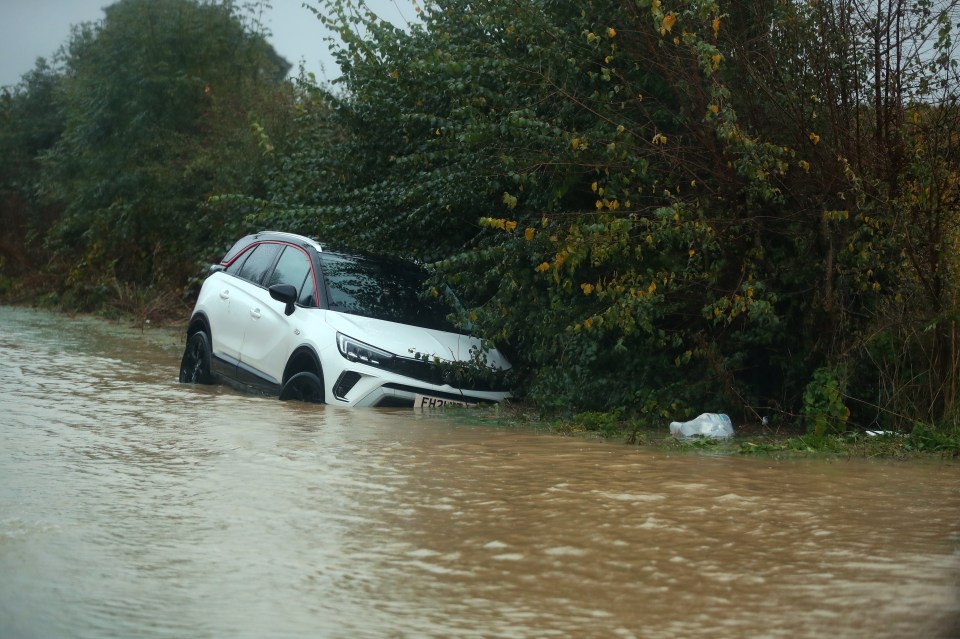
[223,231,420,271]
[253,230,326,253]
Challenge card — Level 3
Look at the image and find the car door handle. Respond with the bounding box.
[250,308,261,319]
[220,290,230,300]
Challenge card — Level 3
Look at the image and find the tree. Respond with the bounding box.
[39,0,291,300]
[0,59,66,282]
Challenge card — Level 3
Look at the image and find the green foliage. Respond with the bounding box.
[0,59,66,279]
[802,367,850,437]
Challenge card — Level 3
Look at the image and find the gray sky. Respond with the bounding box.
[0,0,417,89]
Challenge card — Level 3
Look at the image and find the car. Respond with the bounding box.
[178,231,512,408]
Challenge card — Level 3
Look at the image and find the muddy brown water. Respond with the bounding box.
[0,306,958,639]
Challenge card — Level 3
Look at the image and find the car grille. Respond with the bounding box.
[385,357,510,392]
[374,395,415,408]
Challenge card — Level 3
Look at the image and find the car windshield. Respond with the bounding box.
[319,253,463,333]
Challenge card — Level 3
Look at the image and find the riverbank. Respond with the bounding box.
[474,401,960,461]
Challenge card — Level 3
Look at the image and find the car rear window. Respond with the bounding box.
[318,253,460,332]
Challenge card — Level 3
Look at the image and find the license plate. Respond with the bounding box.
[414,394,476,409]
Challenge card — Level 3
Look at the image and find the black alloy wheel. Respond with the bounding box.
[179,331,213,384]
[279,371,325,403]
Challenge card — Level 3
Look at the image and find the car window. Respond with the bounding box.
[297,270,317,307]
[266,246,316,306]
[237,242,282,285]
[225,248,251,276]
[318,253,459,332]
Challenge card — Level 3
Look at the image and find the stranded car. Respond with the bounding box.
[178,231,511,407]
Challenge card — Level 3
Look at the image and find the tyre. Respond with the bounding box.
[279,371,325,403]
[179,331,213,384]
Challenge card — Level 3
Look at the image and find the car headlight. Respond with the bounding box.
[336,333,395,368]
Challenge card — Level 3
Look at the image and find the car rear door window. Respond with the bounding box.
[237,242,282,285]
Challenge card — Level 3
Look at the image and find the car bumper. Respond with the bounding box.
[328,367,510,408]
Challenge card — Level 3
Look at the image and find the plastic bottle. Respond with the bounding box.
[669,413,734,439]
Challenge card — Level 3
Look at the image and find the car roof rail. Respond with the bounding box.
[255,230,325,252]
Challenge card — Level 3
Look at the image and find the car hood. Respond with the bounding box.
[323,312,511,370]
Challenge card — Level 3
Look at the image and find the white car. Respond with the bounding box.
[178,231,511,407]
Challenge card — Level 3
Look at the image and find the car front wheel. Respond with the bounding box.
[179,331,213,384]
[279,371,325,403]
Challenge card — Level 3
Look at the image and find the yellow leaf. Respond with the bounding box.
[581,283,594,295]
[535,262,550,273]
[711,53,722,69]
[571,137,581,150]
[661,13,677,34]
[524,227,535,241]
[712,16,721,35]
[505,220,517,232]
[591,181,598,192]
[809,132,821,145]
[688,248,696,257]
[583,318,593,330]
[799,160,810,172]
[607,27,617,38]
[709,103,719,114]
[652,132,668,145]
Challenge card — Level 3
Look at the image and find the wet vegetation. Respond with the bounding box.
[2,0,960,446]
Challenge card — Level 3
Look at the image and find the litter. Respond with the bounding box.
[669,413,735,439]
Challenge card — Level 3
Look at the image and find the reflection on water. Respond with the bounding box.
[0,306,958,639]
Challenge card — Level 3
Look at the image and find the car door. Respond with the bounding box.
[204,247,263,368]
[238,244,316,387]
[219,242,283,386]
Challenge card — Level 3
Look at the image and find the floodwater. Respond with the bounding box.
[0,306,958,639]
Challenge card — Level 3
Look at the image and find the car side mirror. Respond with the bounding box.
[269,284,298,316]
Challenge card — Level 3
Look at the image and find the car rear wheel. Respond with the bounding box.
[179,331,213,384]
[279,371,325,403]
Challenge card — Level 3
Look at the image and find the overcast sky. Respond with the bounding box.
[0,0,417,89]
